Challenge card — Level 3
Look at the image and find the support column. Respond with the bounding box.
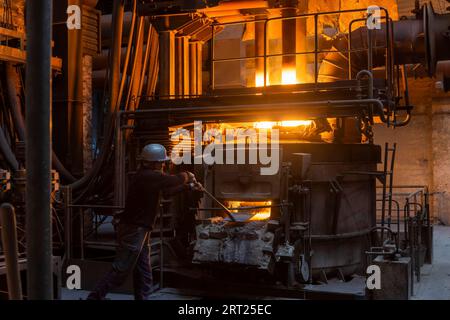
[296,0,308,83]
[128,17,145,110]
[282,7,297,84]
[159,30,175,98]
[25,0,53,300]
[175,36,190,98]
[254,17,265,87]
[189,41,203,96]
[109,0,125,110]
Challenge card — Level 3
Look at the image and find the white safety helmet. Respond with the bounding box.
[141,144,170,162]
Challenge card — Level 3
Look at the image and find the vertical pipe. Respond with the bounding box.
[189,42,198,95]
[367,28,373,72]
[111,0,125,215]
[114,112,124,209]
[189,41,202,96]
[67,0,84,175]
[210,25,215,91]
[145,27,159,96]
[196,43,203,95]
[254,16,265,87]
[0,204,23,300]
[380,142,388,242]
[25,0,53,300]
[110,0,125,111]
[282,8,297,84]
[159,31,175,98]
[314,14,318,84]
[263,20,268,86]
[175,36,190,97]
[296,2,308,83]
[126,16,145,110]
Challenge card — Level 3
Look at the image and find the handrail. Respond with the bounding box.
[209,7,392,90]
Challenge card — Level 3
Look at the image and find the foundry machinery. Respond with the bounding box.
[57,1,445,294]
[0,0,444,298]
[93,1,445,291]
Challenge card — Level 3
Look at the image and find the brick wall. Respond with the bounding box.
[374,77,450,225]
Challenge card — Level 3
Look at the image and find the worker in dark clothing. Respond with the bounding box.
[87,144,199,300]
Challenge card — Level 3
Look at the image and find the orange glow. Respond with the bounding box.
[256,68,301,87]
[281,68,297,85]
[253,121,277,129]
[225,201,272,221]
[255,72,269,87]
[280,120,312,127]
[253,120,312,129]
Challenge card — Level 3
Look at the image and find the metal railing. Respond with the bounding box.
[376,185,432,290]
[209,7,392,90]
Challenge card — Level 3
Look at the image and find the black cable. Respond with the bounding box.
[6,63,77,182]
[0,125,18,170]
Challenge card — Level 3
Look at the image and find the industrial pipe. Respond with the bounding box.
[5,64,25,139]
[5,63,76,182]
[69,0,125,191]
[254,16,265,86]
[25,0,53,299]
[282,7,297,84]
[67,0,85,175]
[319,4,450,82]
[0,203,23,300]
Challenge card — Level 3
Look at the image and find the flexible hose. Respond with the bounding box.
[69,0,126,191]
[0,126,18,171]
[5,63,77,182]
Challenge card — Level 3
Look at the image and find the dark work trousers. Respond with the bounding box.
[87,223,153,300]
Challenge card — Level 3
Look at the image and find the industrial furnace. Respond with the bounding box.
[1,0,449,300]
[108,0,444,296]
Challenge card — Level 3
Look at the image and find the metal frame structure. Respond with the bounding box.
[209,8,392,88]
[57,4,446,299]
[137,7,414,130]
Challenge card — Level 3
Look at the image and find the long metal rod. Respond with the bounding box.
[200,187,236,222]
[25,0,53,300]
[0,204,23,300]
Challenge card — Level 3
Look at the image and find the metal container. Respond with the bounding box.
[284,143,381,278]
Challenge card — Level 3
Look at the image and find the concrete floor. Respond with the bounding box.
[412,225,450,300]
[61,225,450,300]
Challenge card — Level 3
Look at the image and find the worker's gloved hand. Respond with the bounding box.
[189,181,203,192]
[186,171,196,183]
